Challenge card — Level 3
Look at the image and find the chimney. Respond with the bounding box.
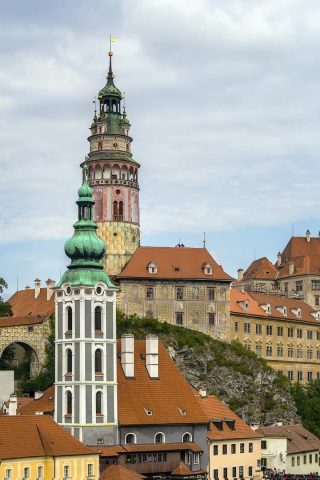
[45,279,55,301]
[8,393,17,416]
[306,229,311,242]
[277,252,282,267]
[34,391,44,400]
[199,387,207,398]
[34,278,41,299]
[288,262,295,276]
[237,268,244,281]
[121,334,134,378]
[146,335,159,379]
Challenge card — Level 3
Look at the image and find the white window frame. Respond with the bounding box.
[63,464,70,479]
[182,432,192,443]
[154,432,165,443]
[125,432,137,444]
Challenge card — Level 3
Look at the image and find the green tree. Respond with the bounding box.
[0,277,13,317]
[291,380,320,437]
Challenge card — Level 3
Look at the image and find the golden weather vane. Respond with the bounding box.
[109,35,117,56]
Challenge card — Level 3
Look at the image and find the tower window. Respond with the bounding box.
[66,349,72,374]
[98,141,103,151]
[95,306,102,331]
[95,349,102,373]
[96,391,102,415]
[66,306,72,332]
[66,391,72,415]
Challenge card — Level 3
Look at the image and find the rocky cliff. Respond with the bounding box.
[117,312,299,426]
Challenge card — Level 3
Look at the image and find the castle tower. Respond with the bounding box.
[86,48,140,275]
[54,165,118,446]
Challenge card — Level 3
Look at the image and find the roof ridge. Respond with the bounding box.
[36,423,55,456]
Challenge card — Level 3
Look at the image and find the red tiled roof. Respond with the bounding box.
[117,247,233,281]
[277,237,320,278]
[98,446,126,457]
[117,340,208,426]
[18,386,54,415]
[0,415,97,459]
[194,392,261,441]
[230,289,320,324]
[257,424,320,454]
[0,288,55,327]
[123,443,202,453]
[170,462,207,476]
[242,257,278,281]
[101,464,146,480]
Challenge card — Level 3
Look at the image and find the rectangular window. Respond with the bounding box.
[208,288,215,300]
[315,454,318,463]
[308,371,313,381]
[298,371,303,381]
[175,312,183,325]
[261,440,267,450]
[256,345,262,357]
[292,457,295,467]
[223,467,228,479]
[208,313,215,326]
[296,281,303,291]
[239,466,244,479]
[5,470,12,480]
[288,327,294,337]
[315,296,320,306]
[317,350,320,360]
[307,350,313,359]
[244,322,251,334]
[317,331,320,341]
[194,452,200,464]
[284,282,288,293]
[248,466,253,477]
[146,286,154,300]
[277,347,283,357]
[64,465,70,478]
[288,371,294,380]
[266,346,272,357]
[312,281,320,290]
[214,469,219,480]
[87,464,93,477]
[223,444,227,455]
[297,456,300,465]
[304,455,307,464]
[23,468,30,479]
[256,324,262,335]
[232,467,237,478]
[297,349,303,358]
[231,443,236,454]
[235,321,239,332]
[176,287,184,300]
[307,330,313,340]
[240,442,245,453]
[309,454,313,463]
[248,442,253,453]
[297,329,303,339]
[37,466,43,478]
[266,325,272,335]
[277,326,283,336]
[288,347,294,358]
[213,445,218,455]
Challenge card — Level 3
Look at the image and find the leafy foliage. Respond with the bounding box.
[291,381,320,437]
[0,277,13,317]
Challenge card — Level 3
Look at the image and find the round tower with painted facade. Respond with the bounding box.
[86,50,140,275]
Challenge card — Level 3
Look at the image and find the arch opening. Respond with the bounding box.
[0,342,39,379]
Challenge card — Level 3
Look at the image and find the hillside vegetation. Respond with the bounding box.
[117,311,299,426]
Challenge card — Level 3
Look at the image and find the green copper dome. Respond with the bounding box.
[55,169,115,289]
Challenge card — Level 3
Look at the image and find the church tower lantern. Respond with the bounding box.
[54,164,118,446]
[86,47,140,275]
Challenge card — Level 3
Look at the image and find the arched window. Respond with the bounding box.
[66,349,72,373]
[95,306,102,331]
[182,432,192,443]
[125,433,136,444]
[98,141,103,151]
[155,432,165,443]
[113,201,118,220]
[66,307,72,331]
[96,391,102,415]
[66,391,72,415]
[119,201,123,220]
[95,349,102,373]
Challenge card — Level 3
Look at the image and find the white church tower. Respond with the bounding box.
[54,164,118,446]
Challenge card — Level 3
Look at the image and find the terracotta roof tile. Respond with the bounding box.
[194,392,262,440]
[0,415,97,459]
[123,443,202,453]
[117,246,233,282]
[277,237,320,278]
[242,257,278,281]
[117,340,208,426]
[8,288,54,317]
[18,386,54,415]
[170,462,208,476]
[101,464,146,480]
[230,289,265,317]
[257,424,320,454]
[98,446,126,457]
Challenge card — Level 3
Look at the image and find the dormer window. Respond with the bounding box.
[144,408,153,416]
[178,407,187,415]
[147,262,158,275]
[203,262,213,275]
[276,306,287,316]
[260,304,272,314]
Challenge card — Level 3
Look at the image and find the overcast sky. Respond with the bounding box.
[1,0,320,297]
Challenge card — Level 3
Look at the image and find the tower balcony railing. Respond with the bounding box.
[113,215,124,222]
[90,178,139,189]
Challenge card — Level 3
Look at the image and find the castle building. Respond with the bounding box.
[230,289,320,382]
[54,168,119,446]
[237,231,320,309]
[116,246,233,341]
[86,49,140,276]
